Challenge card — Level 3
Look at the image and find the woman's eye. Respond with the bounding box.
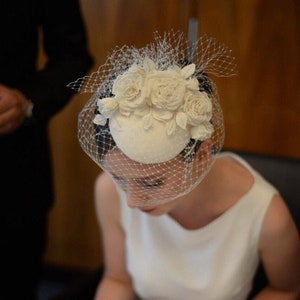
[112,175,127,185]
[138,178,164,188]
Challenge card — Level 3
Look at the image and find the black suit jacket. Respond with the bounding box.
[0,0,93,215]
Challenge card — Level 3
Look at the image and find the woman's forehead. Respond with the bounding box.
[103,147,182,177]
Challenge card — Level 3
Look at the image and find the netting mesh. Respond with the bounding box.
[68,30,237,207]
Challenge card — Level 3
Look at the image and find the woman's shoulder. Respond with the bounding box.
[94,172,120,222]
[260,194,299,246]
[258,194,300,294]
[95,171,115,193]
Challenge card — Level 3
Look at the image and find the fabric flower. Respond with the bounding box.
[186,77,200,91]
[94,57,214,142]
[183,91,212,126]
[97,97,118,118]
[112,64,147,113]
[93,113,107,126]
[190,122,214,140]
[148,69,186,111]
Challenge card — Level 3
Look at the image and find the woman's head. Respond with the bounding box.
[102,140,213,208]
[73,31,236,206]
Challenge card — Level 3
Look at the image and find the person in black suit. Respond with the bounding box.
[0,0,93,298]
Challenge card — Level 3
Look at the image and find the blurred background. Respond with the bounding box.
[40,0,299,278]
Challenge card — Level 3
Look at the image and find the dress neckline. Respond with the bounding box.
[160,152,258,234]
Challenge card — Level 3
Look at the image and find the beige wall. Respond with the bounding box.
[43,0,300,270]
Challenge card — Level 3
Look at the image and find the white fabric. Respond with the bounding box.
[110,113,191,164]
[119,152,278,300]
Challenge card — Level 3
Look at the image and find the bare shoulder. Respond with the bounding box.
[95,172,117,198]
[259,194,300,293]
[260,194,299,242]
[94,172,119,224]
[94,173,132,285]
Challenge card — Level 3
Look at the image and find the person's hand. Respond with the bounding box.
[0,84,32,135]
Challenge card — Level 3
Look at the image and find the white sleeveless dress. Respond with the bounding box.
[119,152,278,300]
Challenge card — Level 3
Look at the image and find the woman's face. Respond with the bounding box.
[102,145,213,210]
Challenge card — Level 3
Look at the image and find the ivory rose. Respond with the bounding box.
[147,69,186,111]
[183,91,212,126]
[94,57,214,142]
[112,65,147,112]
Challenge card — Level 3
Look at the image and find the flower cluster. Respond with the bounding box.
[93,57,214,141]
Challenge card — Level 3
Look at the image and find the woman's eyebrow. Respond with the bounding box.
[110,172,164,181]
[136,175,166,182]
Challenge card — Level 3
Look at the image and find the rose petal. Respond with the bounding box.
[175,112,187,129]
[143,57,156,72]
[166,118,177,135]
[134,106,150,117]
[98,98,118,117]
[181,63,196,78]
[152,109,173,121]
[119,108,131,117]
[187,78,199,91]
[93,114,107,126]
[190,122,214,140]
[143,113,153,130]
[104,98,118,108]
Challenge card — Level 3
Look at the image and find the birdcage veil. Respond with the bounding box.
[68,30,236,207]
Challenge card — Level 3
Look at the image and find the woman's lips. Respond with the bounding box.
[140,208,156,213]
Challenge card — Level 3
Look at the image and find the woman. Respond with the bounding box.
[70,31,299,299]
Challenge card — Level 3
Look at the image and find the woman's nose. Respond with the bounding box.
[126,183,146,208]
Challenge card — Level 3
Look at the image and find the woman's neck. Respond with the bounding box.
[167,154,254,230]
